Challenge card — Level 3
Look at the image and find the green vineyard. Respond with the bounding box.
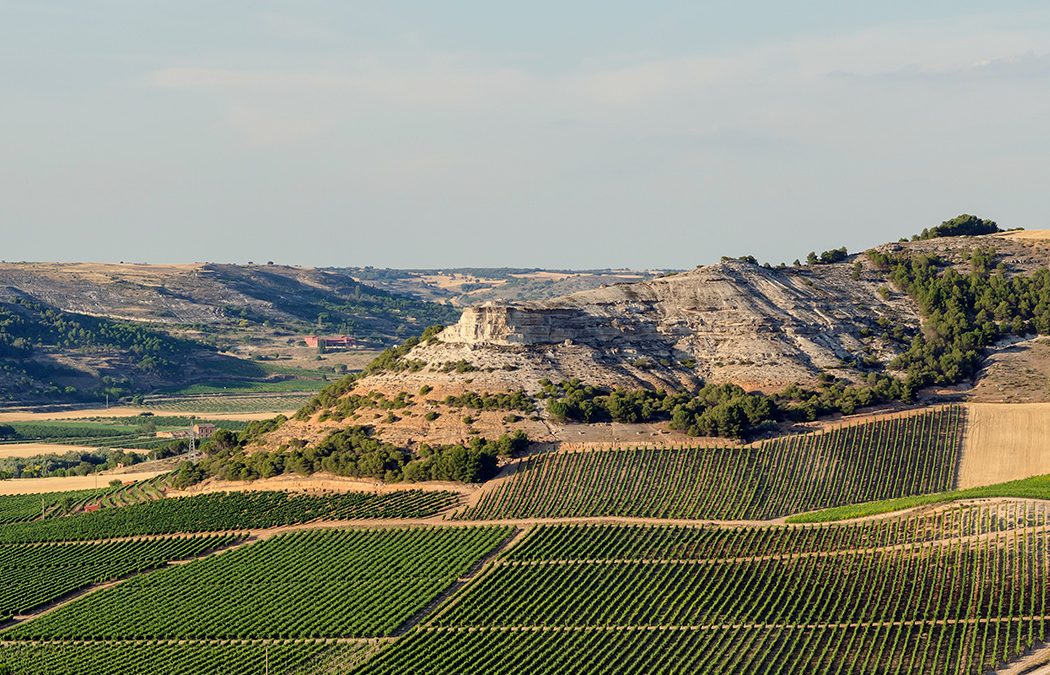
[0,489,460,543]
[2,403,1048,673]
[0,534,242,621]
[361,501,1050,674]
[0,640,371,675]
[0,488,110,525]
[7,526,512,640]
[457,406,965,520]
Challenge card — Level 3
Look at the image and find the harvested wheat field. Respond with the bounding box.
[958,402,1050,489]
[0,470,167,495]
[0,443,129,459]
[1000,229,1050,240]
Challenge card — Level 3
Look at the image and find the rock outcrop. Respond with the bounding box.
[365,258,920,393]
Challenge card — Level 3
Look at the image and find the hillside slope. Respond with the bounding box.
[273,228,1050,450]
[0,262,458,347]
[363,258,918,394]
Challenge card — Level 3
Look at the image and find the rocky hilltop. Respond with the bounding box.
[364,257,919,393]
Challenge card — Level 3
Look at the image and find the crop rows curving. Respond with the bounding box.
[0,639,370,675]
[0,489,460,543]
[7,526,512,640]
[0,534,242,621]
[358,500,1049,674]
[458,405,965,520]
[0,488,112,525]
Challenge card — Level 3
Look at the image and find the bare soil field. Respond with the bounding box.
[0,470,167,495]
[970,337,1050,403]
[959,402,1050,489]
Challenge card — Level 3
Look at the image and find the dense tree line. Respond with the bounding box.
[868,247,1050,386]
[181,417,527,485]
[0,448,148,480]
[540,380,781,439]
[441,390,534,412]
[806,247,849,265]
[911,214,1000,240]
[0,298,203,373]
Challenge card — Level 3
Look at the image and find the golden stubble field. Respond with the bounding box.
[958,402,1050,489]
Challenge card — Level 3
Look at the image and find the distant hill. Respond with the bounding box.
[343,267,675,306]
[0,262,459,348]
[275,226,1050,449]
[0,294,262,403]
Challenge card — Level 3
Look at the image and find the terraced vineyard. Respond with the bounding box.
[0,534,242,621]
[0,640,371,674]
[458,406,965,520]
[8,527,512,640]
[0,489,461,543]
[361,501,1050,674]
[0,488,109,524]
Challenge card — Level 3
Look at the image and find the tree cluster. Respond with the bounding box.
[912,214,1000,240]
[806,247,849,265]
[868,247,1050,387]
[186,417,528,485]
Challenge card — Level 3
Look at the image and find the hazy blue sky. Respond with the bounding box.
[3,1,1049,268]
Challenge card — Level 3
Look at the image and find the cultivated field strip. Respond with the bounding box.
[354,501,1050,674]
[0,639,372,674]
[0,489,460,543]
[0,488,110,525]
[5,527,512,640]
[351,624,1024,675]
[143,393,314,414]
[458,405,964,520]
[0,534,243,622]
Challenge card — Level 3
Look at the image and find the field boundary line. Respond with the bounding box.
[0,534,250,632]
[417,615,1050,633]
[398,526,531,635]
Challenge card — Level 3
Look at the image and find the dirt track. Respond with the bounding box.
[959,402,1050,488]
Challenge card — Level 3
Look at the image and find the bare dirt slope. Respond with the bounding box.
[970,337,1050,403]
[959,403,1050,489]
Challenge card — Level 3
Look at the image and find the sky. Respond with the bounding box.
[2,1,1049,269]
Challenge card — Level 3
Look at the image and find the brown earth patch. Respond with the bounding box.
[958,402,1050,489]
[970,338,1050,404]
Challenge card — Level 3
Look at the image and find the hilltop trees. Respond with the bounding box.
[912,214,1000,240]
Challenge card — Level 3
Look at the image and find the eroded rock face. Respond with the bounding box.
[366,259,920,393]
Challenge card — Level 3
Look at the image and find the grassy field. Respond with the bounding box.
[787,474,1050,523]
